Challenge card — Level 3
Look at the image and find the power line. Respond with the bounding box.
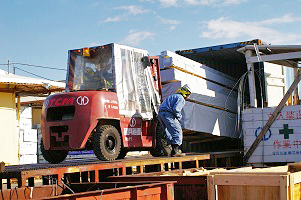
[15,67,53,81]
[0,62,66,71]
[12,62,67,71]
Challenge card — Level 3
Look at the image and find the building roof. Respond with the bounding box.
[0,69,65,94]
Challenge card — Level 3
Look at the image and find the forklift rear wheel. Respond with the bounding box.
[40,139,68,164]
[93,125,121,161]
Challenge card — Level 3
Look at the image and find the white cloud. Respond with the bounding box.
[159,0,246,7]
[222,0,247,5]
[169,26,177,30]
[160,0,179,7]
[157,16,180,30]
[201,16,301,44]
[157,16,180,25]
[122,30,155,46]
[104,16,122,23]
[184,0,246,6]
[184,0,215,6]
[139,0,154,2]
[115,5,150,15]
[259,14,301,25]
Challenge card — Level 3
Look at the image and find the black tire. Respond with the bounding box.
[40,139,68,164]
[93,125,121,161]
[117,148,128,159]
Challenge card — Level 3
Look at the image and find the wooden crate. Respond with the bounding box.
[207,165,301,200]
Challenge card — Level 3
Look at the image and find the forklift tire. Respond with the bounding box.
[93,125,121,161]
[40,139,68,164]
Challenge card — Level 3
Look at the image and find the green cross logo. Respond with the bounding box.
[279,124,294,139]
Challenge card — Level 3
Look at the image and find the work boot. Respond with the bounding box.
[171,144,186,157]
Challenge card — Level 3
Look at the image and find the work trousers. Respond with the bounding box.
[158,111,183,146]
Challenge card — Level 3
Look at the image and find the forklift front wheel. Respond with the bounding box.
[93,125,121,161]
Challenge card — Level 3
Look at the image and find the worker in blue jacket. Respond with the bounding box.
[158,84,192,157]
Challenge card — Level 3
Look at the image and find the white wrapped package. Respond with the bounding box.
[160,50,236,89]
[160,50,238,138]
[183,101,237,138]
[114,44,160,120]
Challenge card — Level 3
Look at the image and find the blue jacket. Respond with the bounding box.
[159,93,185,120]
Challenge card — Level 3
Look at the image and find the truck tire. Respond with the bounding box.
[93,125,121,161]
[40,139,68,164]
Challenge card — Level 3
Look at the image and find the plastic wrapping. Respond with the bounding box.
[114,44,159,120]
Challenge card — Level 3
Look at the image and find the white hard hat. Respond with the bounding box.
[182,84,192,93]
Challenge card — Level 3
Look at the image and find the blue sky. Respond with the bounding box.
[1,0,301,81]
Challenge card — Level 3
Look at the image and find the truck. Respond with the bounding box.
[40,43,164,163]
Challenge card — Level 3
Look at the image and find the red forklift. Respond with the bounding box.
[40,43,163,163]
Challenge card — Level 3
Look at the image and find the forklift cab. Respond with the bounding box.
[67,45,115,92]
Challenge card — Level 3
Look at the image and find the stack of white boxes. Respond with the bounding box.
[160,50,238,138]
[19,106,38,164]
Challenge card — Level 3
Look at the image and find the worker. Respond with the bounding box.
[95,56,114,90]
[158,84,192,157]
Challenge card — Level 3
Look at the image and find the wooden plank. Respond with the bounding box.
[280,175,289,200]
[208,168,229,173]
[207,175,216,200]
[210,171,288,175]
[214,174,280,186]
[123,154,210,167]
[250,166,288,173]
[182,168,228,176]
[244,69,301,163]
[226,167,253,172]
